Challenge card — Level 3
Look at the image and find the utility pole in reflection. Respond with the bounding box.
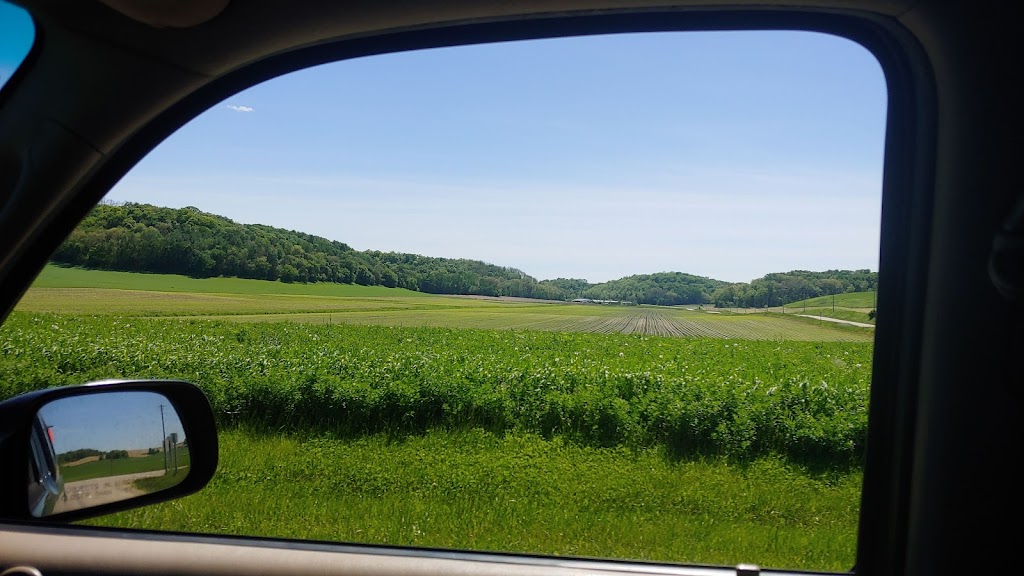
[159,404,167,473]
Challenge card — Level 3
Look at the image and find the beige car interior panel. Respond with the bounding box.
[0,528,768,576]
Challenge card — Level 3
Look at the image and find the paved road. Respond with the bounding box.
[51,469,170,515]
[796,314,875,328]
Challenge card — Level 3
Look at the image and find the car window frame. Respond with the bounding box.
[0,6,937,576]
[0,0,39,104]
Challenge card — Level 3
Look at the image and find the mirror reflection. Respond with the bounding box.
[29,391,189,517]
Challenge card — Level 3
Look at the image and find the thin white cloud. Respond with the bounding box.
[226,105,254,113]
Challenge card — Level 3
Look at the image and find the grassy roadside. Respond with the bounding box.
[133,469,189,494]
[789,292,877,309]
[714,291,876,326]
[89,428,860,571]
[789,308,874,325]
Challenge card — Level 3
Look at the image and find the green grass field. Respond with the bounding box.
[16,287,478,317]
[718,292,877,325]
[93,429,860,571]
[788,291,877,310]
[61,453,164,482]
[34,264,428,297]
[61,450,191,483]
[792,308,875,325]
[1,266,873,572]
[18,266,872,341]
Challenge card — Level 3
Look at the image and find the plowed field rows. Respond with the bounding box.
[198,305,871,341]
[18,267,872,342]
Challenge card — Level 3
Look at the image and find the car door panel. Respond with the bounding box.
[0,524,765,576]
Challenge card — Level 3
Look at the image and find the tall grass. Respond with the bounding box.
[90,428,861,571]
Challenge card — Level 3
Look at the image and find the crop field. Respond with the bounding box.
[235,306,872,340]
[0,313,871,465]
[0,267,876,571]
[17,266,872,341]
[31,264,429,297]
[16,287,475,317]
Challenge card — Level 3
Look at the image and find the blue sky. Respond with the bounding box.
[0,1,33,90]
[3,13,887,284]
[39,391,186,453]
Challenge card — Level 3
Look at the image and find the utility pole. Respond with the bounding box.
[832,293,836,313]
[159,404,167,473]
[170,433,178,475]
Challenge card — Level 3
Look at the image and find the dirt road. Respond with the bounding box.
[796,314,875,328]
[51,470,168,515]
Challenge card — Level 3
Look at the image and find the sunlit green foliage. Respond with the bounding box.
[1,312,871,468]
[93,429,860,571]
[712,272,878,308]
[580,272,728,305]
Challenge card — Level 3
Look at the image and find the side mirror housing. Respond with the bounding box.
[0,379,217,522]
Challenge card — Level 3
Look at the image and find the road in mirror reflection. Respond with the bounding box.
[30,391,189,516]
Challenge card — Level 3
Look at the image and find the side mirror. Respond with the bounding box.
[0,379,217,522]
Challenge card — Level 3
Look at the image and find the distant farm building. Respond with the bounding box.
[571,298,633,305]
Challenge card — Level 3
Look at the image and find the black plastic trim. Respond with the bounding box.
[0,6,937,576]
[0,379,218,523]
[0,0,42,109]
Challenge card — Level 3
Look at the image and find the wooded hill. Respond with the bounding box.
[52,202,876,306]
[542,273,730,306]
[708,270,878,309]
[53,203,560,299]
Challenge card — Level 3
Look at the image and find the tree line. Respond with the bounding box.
[52,202,876,306]
[53,203,562,299]
[57,448,104,464]
[708,270,878,308]
[540,269,877,307]
[541,273,729,306]
[56,447,131,463]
